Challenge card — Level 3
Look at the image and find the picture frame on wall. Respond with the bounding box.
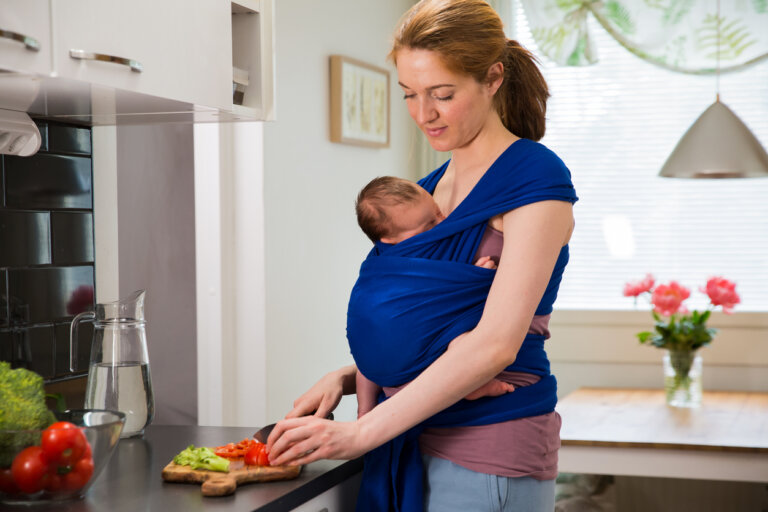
[330,55,390,148]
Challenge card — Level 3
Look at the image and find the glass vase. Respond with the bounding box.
[663,349,702,408]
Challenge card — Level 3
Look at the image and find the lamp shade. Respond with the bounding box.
[659,100,768,179]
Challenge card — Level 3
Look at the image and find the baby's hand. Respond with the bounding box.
[464,378,515,400]
[474,256,497,269]
[356,371,381,418]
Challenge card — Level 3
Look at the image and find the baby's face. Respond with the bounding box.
[380,189,445,244]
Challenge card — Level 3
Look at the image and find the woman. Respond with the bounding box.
[267,1,577,510]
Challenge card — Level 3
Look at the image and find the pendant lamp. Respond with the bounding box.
[659,0,768,179]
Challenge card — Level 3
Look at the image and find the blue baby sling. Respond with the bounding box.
[347,139,578,511]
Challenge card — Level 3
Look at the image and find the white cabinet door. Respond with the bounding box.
[0,0,52,76]
[52,0,231,110]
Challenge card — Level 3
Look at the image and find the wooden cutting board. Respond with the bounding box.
[162,459,302,497]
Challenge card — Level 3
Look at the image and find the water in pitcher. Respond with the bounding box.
[85,362,155,437]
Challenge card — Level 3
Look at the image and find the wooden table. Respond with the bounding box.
[556,387,768,482]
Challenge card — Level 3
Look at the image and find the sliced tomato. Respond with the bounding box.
[214,438,258,459]
[244,445,261,466]
[257,446,270,467]
[244,443,270,467]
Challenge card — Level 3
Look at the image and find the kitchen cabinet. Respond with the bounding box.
[0,0,51,76]
[52,0,231,112]
[0,1,276,122]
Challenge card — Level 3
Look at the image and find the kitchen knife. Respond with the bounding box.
[253,412,334,444]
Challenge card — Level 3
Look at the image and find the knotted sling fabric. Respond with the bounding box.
[347,139,578,511]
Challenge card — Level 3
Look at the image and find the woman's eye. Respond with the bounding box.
[435,94,453,101]
[403,93,416,100]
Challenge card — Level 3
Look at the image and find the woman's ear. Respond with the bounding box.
[486,62,504,96]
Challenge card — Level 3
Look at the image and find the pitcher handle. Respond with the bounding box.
[70,311,95,372]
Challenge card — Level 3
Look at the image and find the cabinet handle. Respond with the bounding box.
[0,28,40,51]
[69,49,143,72]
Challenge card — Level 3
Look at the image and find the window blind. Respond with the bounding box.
[511,2,768,312]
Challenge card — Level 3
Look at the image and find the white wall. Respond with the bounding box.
[263,0,415,422]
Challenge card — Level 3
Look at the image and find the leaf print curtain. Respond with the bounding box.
[520,0,768,74]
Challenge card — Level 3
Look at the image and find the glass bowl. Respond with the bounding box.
[0,409,125,505]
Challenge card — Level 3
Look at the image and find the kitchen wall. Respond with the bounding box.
[262,0,416,422]
[113,124,197,425]
[90,123,198,426]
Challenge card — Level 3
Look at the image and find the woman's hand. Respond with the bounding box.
[266,416,368,466]
[285,365,357,420]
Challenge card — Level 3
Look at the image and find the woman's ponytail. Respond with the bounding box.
[497,40,549,142]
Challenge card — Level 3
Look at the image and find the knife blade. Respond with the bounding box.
[253,412,334,444]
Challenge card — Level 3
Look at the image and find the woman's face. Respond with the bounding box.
[396,48,500,152]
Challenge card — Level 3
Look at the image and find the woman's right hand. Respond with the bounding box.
[285,365,357,419]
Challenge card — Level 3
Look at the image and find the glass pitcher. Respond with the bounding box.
[71,290,155,438]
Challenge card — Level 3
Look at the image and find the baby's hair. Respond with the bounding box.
[356,176,424,242]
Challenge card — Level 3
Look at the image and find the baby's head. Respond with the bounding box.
[356,176,444,244]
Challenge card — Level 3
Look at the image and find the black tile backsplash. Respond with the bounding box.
[51,212,94,265]
[0,270,7,327]
[1,121,94,382]
[5,153,92,210]
[8,266,94,324]
[11,325,56,379]
[35,121,49,153]
[48,124,91,155]
[0,210,51,266]
[0,330,11,363]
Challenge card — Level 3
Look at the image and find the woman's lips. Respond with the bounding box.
[424,126,446,138]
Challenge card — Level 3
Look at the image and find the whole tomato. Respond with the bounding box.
[0,467,19,495]
[44,473,63,493]
[62,457,94,491]
[11,446,50,494]
[41,422,87,466]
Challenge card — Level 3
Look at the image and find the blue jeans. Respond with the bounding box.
[422,454,555,512]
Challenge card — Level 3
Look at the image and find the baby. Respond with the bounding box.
[353,176,513,418]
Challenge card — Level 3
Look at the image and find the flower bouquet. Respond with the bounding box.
[623,275,740,407]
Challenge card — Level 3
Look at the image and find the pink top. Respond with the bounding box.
[383,226,561,479]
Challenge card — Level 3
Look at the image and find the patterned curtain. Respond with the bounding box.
[520,0,768,74]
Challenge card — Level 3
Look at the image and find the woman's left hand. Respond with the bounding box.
[266,416,367,466]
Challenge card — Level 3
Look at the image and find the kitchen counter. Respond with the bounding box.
[43,425,363,512]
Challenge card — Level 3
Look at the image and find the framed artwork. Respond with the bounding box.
[330,55,390,148]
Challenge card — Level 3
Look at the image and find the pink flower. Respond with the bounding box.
[623,274,655,297]
[651,281,690,316]
[703,277,740,314]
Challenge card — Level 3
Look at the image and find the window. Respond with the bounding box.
[512,3,768,312]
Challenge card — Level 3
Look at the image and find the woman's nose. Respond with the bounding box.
[414,98,437,125]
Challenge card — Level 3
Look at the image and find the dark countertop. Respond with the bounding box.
[39,425,363,512]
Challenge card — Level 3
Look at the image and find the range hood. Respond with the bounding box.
[0,108,41,156]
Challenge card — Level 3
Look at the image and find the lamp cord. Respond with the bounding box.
[716,0,720,102]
